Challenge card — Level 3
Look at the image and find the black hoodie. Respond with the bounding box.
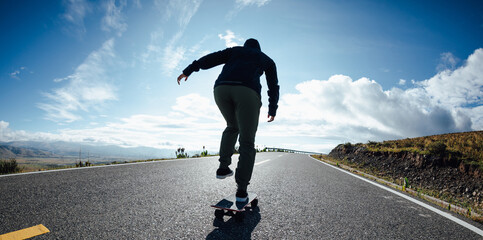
[182,39,279,116]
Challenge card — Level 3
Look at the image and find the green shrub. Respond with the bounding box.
[176,147,189,158]
[201,146,208,157]
[201,150,208,157]
[0,158,20,174]
[404,177,410,188]
[343,142,352,148]
[367,141,378,147]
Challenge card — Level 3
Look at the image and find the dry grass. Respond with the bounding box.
[365,131,482,167]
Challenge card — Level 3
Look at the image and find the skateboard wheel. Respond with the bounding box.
[214,209,224,220]
[251,198,258,208]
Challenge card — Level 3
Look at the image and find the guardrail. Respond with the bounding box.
[264,147,323,155]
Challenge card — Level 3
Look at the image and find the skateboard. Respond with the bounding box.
[211,192,258,222]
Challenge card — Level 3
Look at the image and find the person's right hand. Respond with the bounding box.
[177,74,188,85]
[267,115,275,122]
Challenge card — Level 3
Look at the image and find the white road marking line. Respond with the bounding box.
[255,159,271,165]
[310,156,483,237]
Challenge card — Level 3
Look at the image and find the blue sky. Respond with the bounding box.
[1,0,482,154]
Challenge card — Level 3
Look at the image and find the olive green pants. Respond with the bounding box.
[214,85,261,191]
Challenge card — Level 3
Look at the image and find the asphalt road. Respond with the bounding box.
[1,152,482,239]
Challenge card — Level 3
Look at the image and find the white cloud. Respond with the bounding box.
[0,120,67,143]
[10,46,483,155]
[9,70,20,80]
[228,0,271,18]
[188,36,210,57]
[9,67,31,80]
[140,30,164,64]
[218,30,241,47]
[262,49,483,153]
[157,0,202,29]
[162,44,186,75]
[2,93,224,151]
[62,96,223,149]
[419,48,482,108]
[101,0,128,36]
[398,79,406,85]
[9,70,20,79]
[62,0,89,23]
[53,76,71,83]
[0,121,9,129]
[144,30,204,75]
[38,39,118,123]
[437,52,460,72]
[236,0,271,7]
[171,93,222,121]
[61,0,91,37]
[145,1,203,74]
[158,36,210,74]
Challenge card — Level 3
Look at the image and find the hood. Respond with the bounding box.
[243,38,261,51]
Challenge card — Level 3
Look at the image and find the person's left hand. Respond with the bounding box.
[177,74,188,85]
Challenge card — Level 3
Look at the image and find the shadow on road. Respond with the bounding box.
[206,206,261,240]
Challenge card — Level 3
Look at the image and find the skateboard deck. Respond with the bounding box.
[211,192,258,222]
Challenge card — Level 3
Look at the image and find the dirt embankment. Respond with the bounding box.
[328,143,483,211]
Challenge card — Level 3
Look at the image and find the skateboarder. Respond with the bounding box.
[177,38,279,202]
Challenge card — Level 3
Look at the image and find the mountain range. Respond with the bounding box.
[0,141,177,163]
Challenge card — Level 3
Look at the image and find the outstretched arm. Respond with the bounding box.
[181,48,233,80]
[177,73,188,85]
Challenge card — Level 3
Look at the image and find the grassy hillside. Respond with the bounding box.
[320,131,483,223]
[365,131,482,167]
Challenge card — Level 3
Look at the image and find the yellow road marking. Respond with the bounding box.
[0,224,50,240]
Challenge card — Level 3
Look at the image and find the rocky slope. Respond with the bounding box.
[328,141,482,212]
